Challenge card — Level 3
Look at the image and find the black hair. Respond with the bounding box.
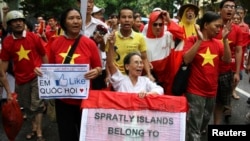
[47,15,57,21]
[236,5,247,14]
[118,6,134,19]
[219,0,235,9]
[60,8,81,32]
[123,52,141,75]
[110,13,118,19]
[199,11,221,31]
[25,19,34,32]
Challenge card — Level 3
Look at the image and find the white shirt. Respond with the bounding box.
[145,32,174,62]
[110,70,164,95]
[85,17,109,70]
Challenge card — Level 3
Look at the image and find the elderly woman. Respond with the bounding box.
[106,31,163,97]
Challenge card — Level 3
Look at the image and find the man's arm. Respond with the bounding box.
[0,60,12,100]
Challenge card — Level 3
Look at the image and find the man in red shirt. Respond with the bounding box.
[45,16,63,42]
[0,10,48,140]
[214,0,243,124]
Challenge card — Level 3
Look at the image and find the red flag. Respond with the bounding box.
[81,90,188,112]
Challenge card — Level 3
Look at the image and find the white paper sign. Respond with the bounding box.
[38,64,89,99]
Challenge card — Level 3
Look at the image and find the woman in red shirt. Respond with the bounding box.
[183,11,231,141]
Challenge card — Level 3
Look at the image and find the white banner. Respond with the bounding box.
[38,64,90,99]
[80,109,186,141]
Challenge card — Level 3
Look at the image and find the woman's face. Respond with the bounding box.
[133,17,141,32]
[125,55,144,77]
[206,18,222,38]
[111,17,118,25]
[65,10,82,37]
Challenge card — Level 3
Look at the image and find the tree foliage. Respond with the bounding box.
[13,0,250,21]
[18,0,186,19]
[19,0,77,18]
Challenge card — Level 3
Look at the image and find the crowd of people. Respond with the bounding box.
[0,0,250,141]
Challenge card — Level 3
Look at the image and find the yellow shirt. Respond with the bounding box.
[106,30,147,73]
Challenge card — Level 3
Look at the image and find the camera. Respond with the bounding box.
[94,24,108,36]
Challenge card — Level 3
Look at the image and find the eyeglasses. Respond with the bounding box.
[153,23,163,27]
[223,5,236,9]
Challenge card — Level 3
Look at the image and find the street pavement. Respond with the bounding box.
[0,73,250,141]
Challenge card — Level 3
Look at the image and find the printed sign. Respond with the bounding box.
[80,91,187,141]
[38,64,90,99]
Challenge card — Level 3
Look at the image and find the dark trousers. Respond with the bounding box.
[55,100,82,141]
[92,70,107,90]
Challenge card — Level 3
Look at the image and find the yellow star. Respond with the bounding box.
[16,45,31,61]
[199,48,217,66]
[59,45,80,64]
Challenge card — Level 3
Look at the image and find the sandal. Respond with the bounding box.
[37,136,45,141]
[232,93,240,100]
[26,131,36,140]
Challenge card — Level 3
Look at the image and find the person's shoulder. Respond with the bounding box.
[231,23,242,31]
[80,35,96,45]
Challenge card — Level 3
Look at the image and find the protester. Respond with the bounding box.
[183,11,231,141]
[236,5,250,103]
[105,6,154,82]
[106,31,163,96]
[91,5,105,22]
[144,10,184,93]
[45,16,63,42]
[213,0,243,124]
[108,13,119,32]
[39,8,102,141]
[0,10,48,141]
[132,14,142,33]
[78,0,109,90]
[178,3,199,38]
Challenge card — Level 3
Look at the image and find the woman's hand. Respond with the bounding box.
[138,91,147,98]
[84,67,101,79]
[195,25,203,41]
[34,67,43,77]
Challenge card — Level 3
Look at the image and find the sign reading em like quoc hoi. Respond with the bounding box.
[80,90,188,141]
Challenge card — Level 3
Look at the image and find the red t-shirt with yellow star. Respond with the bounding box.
[215,24,243,73]
[183,37,224,97]
[0,31,46,84]
[48,35,101,105]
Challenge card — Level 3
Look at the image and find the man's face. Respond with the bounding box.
[87,0,94,15]
[10,19,25,34]
[220,1,235,21]
[152,18,164,37]
[119,9,134,31]
[48,18,57,28]
[93,11,103,20]
[236,9,245,19]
